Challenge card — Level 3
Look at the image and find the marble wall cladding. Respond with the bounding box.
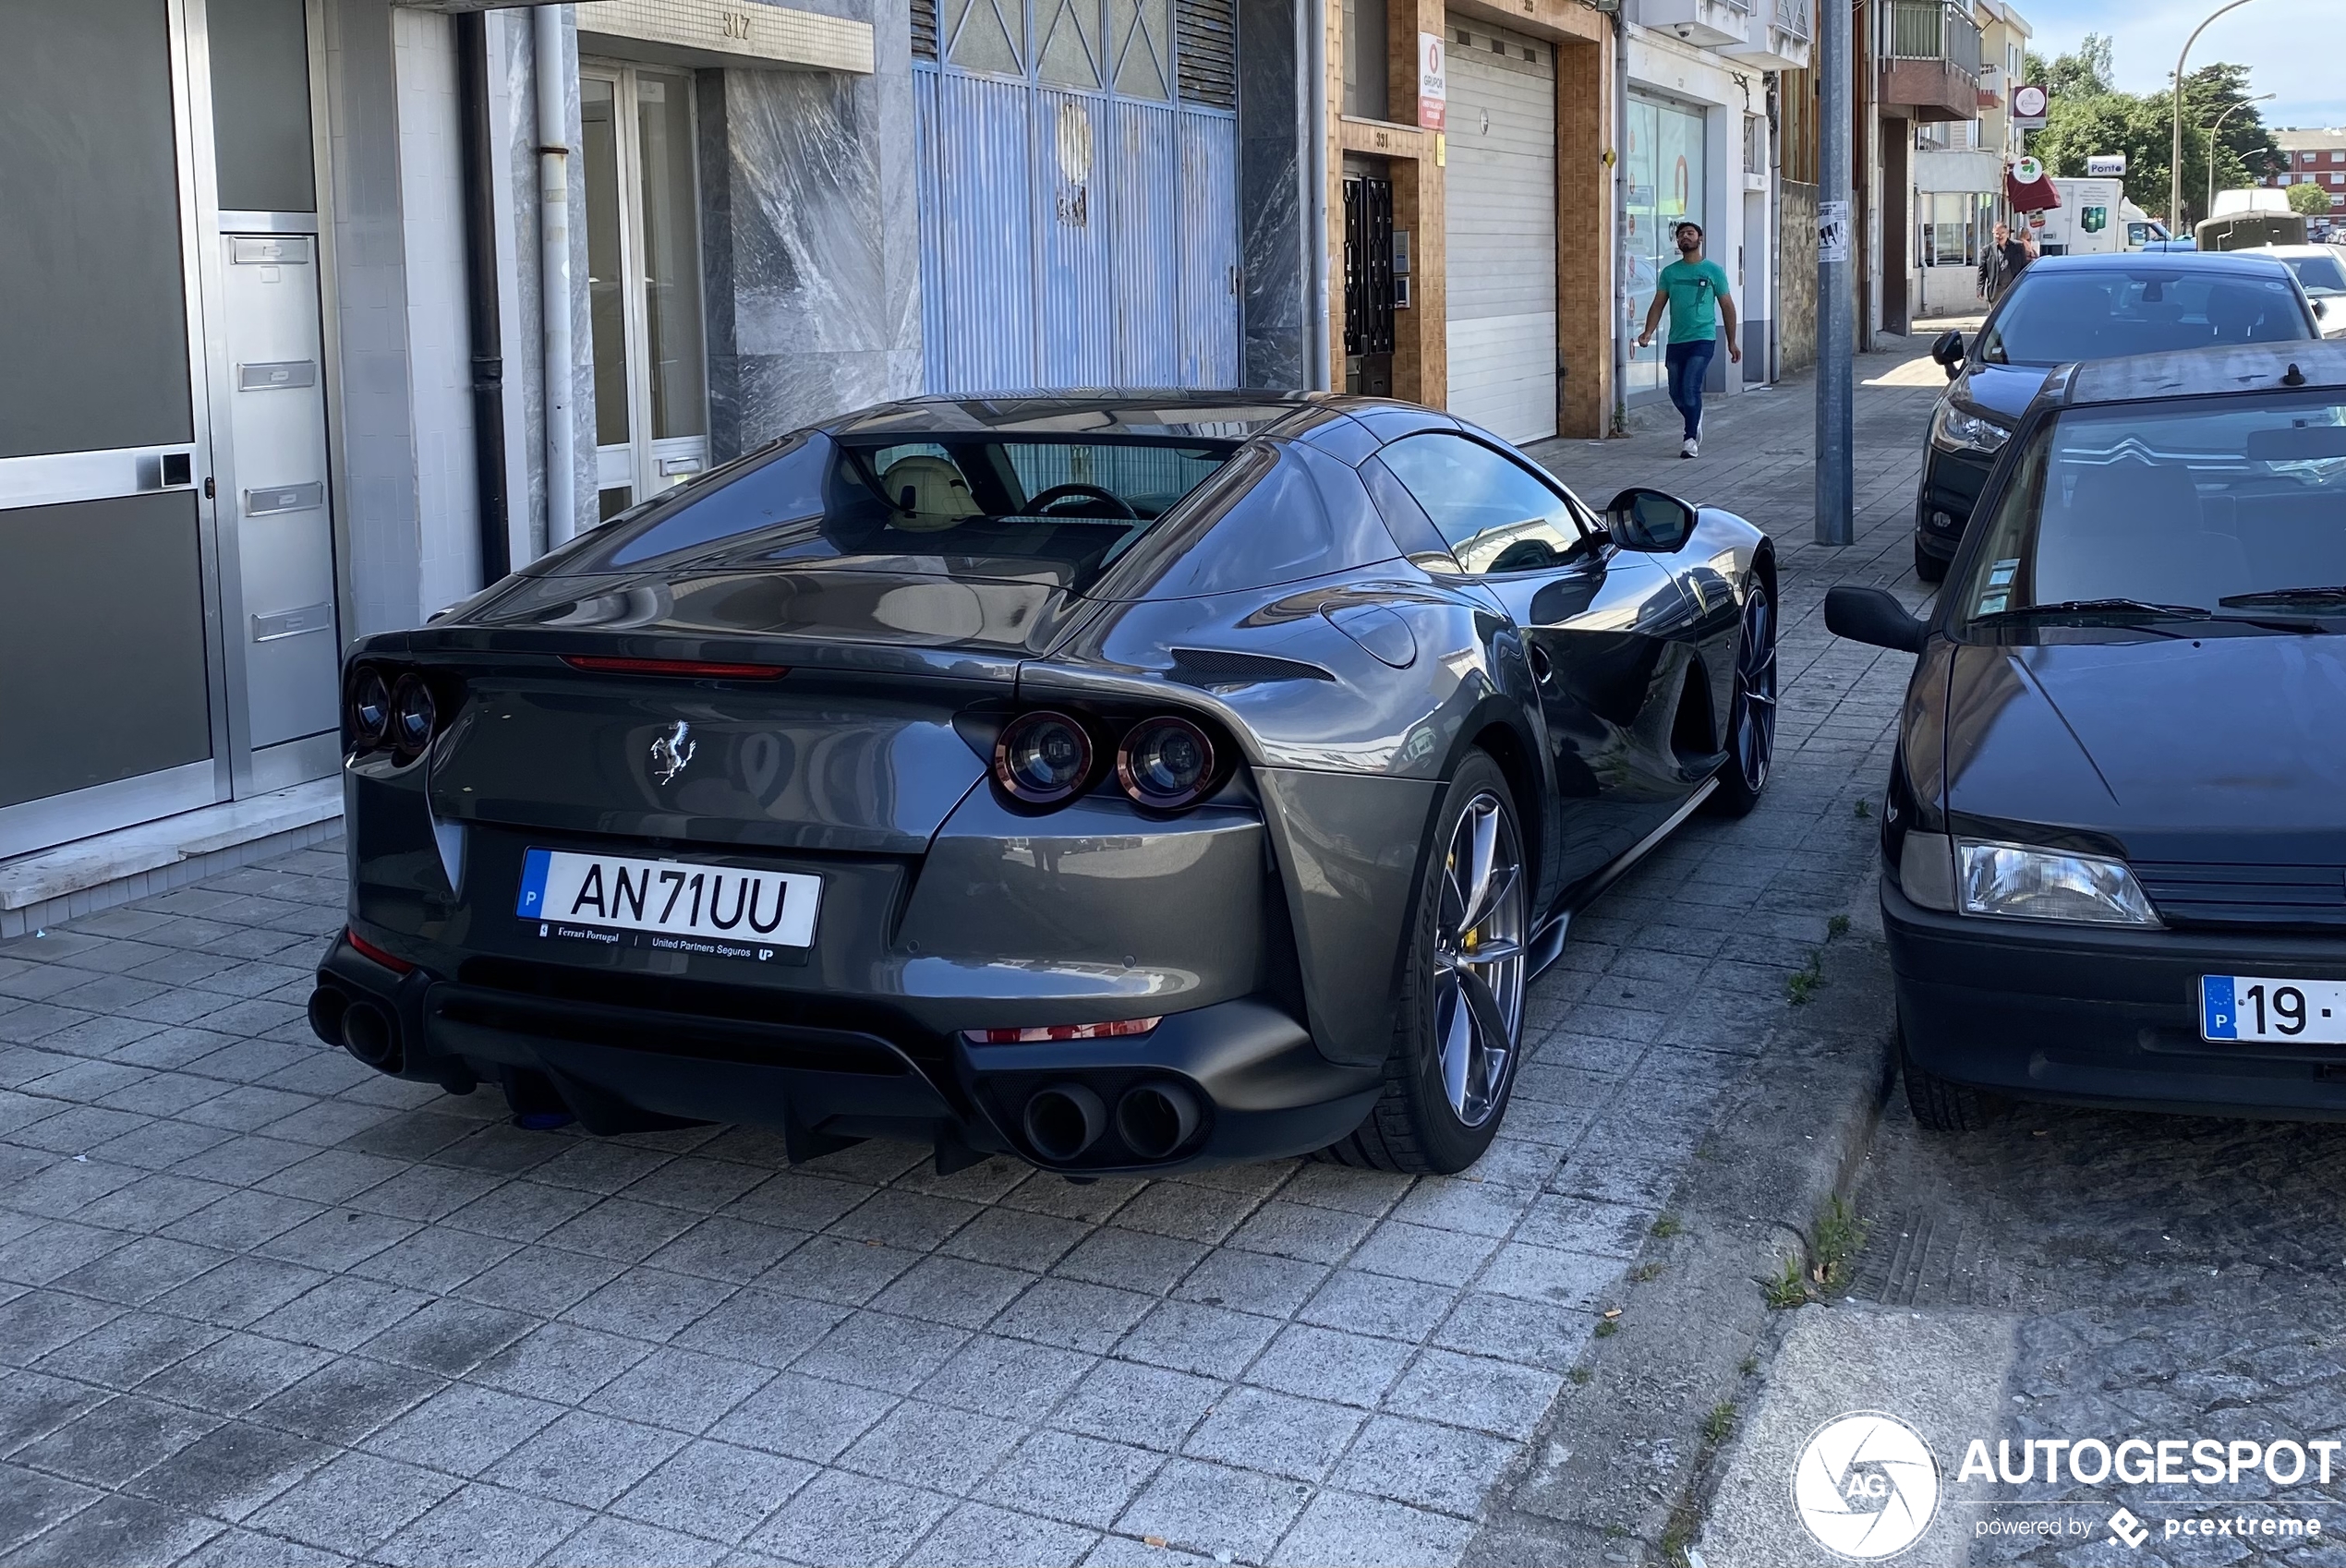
[1238,0,1307,389]
[707,0,923,457]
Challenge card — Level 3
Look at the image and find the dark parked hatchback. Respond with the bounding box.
[1912,253,2318,582]
[1832,340,2346,1127]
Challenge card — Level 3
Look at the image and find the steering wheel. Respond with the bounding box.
[1026,482,1139,519]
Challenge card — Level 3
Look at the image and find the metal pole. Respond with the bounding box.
[2205,92,2274,225]
[535,6,575,551]
[2171,0,2261,234]
[1815,0,1852,546]
[1612,6,1629,434]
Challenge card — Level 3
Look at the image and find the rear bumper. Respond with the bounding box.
[313,933,1379,1174]
[1882,875,2346,1119]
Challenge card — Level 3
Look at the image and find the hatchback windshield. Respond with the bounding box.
[1955,391,2346,635]
[551,432,1238,581]
[1977,268,2309,366]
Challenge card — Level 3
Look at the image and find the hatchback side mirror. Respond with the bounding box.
[1824,585,1927,653]
[1931,329,1965,379]
[1604,487,1697,552]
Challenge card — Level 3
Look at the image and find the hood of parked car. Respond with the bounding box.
[1947,359,2052,426]
[1941,635,2346,861]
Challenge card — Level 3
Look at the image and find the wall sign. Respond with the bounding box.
[2086,152,2127,176]
[2012,83,2048,129]
[1418,32,1445,131]
[1818,199,1850,264]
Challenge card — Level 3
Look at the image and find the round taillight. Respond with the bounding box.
[1117,716,1216,809]
[348,668,392,749]
[994,711,1093,805]
[389,674,438,756]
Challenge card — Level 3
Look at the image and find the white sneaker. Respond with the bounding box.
[1681,437,1699,458]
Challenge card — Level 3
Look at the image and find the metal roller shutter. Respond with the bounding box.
[1444,19,1556,442]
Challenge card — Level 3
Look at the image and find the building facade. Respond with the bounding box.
[2264,127,2346,222]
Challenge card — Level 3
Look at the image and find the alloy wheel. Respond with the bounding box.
[1433,792,1528,1128]
[1732,586,1778,794]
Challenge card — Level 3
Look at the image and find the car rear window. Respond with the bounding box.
[1978,270,2310,367]
[538,430,1238,583]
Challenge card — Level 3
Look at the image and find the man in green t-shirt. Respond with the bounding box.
[1635,221,1742,457]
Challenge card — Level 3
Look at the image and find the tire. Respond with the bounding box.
[1913,536,1948,584]
[1321,750,1530,1175]
[1899,1014,2006,1132]
[1705,579,1777,819]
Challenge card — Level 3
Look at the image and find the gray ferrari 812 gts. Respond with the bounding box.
[312,393,1776,1176]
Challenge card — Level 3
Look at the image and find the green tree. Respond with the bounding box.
[2022,36,2279,227]
[2288,180,2331,216]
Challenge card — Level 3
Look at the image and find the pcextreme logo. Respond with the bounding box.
[1791,1411,1942,1559]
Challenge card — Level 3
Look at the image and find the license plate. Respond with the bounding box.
[2200,975,2346,1043]
[516,848,820,953]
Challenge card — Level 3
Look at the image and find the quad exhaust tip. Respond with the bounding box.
[1117,1081,1202,1161]
[1022,1083,1107,1162]
[309,985,402,1073]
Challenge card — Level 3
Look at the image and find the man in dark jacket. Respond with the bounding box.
[1977,222,2035,302]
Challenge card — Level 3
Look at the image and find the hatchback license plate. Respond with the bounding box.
[517,849,820,949]
[2200,975,2346,1043]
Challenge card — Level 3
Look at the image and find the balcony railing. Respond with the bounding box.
[1720,0,1753,14]
[1883,0,1980,78]
[1775,0,1812,40]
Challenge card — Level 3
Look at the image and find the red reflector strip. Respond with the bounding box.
[345,930,416,974]
[962,1018,1162,1044]
[561,656,788,680]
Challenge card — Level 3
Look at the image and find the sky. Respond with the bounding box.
[2013,0,2345,131]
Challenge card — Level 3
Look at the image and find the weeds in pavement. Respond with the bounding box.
[1739,1354,1759,1376]
[1811,1195,1868,1288]
[1827,912,1852,938]
[1594,1318,1620,1337]
[1661,1401,1747,1566]
[1570,1366,1592,1384]
[1761,1196,1871,1308]
[1651,1212,1682,1238]
[1854,798,1871,819]
[1786,950,1825,1005]
[1702,1402,1737,1445]
[1630,1261,1663,1283]
[1761,1254,1811,1309]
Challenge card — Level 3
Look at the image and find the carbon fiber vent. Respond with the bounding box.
[1167,648,1335,686]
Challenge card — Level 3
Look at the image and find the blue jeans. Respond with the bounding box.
[1665,339,1716,440]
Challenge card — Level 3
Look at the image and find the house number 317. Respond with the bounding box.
[721,10,754,38]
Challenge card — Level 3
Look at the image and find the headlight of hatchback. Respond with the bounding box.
[1930,403,2012,456]
[1956,840,2160,926]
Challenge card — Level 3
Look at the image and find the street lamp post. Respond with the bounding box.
[2171,0,2264,233]
[2206,91,2276,222]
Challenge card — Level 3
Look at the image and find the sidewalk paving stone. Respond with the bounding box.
[0,344,1941,1565]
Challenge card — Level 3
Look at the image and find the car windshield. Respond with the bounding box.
[2279,250,2346,297]
[547,432,1239,583]
[1976,268,2309,366]
[1954,390,2346,636]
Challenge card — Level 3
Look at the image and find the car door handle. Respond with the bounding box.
[1529,645,1554,684]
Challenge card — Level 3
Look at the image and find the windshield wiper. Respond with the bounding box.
[1973,597,2210,622]
[2219,585,2346,608]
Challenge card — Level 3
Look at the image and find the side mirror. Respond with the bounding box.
[1824,585,1927,654]
[1604,487,1697,552]
[1931,329,1965,380]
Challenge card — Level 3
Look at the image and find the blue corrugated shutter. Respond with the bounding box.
[920,71,1038,394]
[1178,106,1238,387]
[1035,90,1117,388]
[1111,100,1181,386]
[914,31,1240,393]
